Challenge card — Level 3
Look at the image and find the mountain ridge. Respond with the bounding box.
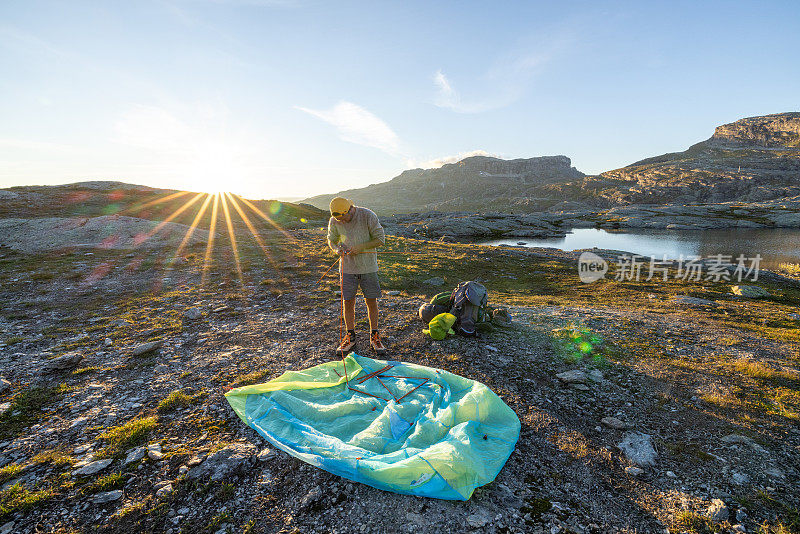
[304,112,800,213]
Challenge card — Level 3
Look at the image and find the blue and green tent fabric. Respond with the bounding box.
[225,354,520,500]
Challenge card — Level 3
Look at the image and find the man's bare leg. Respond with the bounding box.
[343,298,356,331]
[365,297,379,331]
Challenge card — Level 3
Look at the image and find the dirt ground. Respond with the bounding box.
[1,228,798,534]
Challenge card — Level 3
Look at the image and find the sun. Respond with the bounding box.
[184,141,250,195]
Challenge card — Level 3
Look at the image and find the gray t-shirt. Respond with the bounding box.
[327,206,385,274]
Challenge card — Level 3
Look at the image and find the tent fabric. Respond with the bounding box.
[225,354,520,500]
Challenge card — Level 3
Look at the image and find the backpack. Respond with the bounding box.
[449,281,488,337]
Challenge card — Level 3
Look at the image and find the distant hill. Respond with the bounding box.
[303,155,585,214]
[0,182,328,227]
[304,112,800,213]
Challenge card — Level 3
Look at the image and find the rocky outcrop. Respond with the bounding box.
[0,216,212,253]
[596,112,800,205]
[709,112,800,148]
[382,211,567,240]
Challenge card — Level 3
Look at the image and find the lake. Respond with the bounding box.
[483,228,800,270]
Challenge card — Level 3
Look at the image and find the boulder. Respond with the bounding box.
[73,458,113,476]
[731,285,770,298]
[183,308,202,320]
[706,498,729,522]
[91,490,123,504]
[618,432,657,467]
[0,378,10,394]
[601,417,626,430]
[124,446,146,465]
[556,370,587,384]
[188,443,257,481]
[47,351,84,370]
[131,341,162,356]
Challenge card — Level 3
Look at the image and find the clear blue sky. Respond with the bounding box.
[1,0,798,199]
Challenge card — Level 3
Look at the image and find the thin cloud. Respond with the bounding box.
[433,34,572,113]
[296,101,402,156]
[410,150,499,169]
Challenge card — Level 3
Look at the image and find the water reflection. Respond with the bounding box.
[484,228,800,269]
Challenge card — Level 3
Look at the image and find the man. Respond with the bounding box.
[327,197,387,354]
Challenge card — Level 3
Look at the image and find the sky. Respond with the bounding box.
[1,0,799,200]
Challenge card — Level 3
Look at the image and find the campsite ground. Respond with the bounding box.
[1,228,799,534]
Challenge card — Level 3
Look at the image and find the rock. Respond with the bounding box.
[147,443,163,461]
[674,295,716,306]
[257,448,275,462]
[706,498,729,522]
[0,378,10,394]
[731,285,770,298]
[125,446,146,465]
[300,486,322,509]
[91,490,123,504]
[732,524,747,533]
[764,467,785,479]
[467,511,489,528]
[625,466,644,476]
[736,509,748,523]
[178,465,189,476]
[48,351,83,370]
[423,277,445,286]
[556,370,587,384]
[183,308,202,320]
[731,471,750,485]
[666,471,677,478]
[0,522,14,534]
[187,443,257,481]
[74,444,92,455]
[0,403,10,417]
[131,341,162,356]
[720,434,767,453]
[601,417,627,430]
[587,369,604,382]
[104,338,113,347]
[73,458,113,476]
[571,383,590,391]
[156,483,174,498]
[618,432,657,467]
[386,290,401,296]
[186,456,203,467]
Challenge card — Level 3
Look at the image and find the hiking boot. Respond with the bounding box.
[335,331,356,355]
[370,331,387,354]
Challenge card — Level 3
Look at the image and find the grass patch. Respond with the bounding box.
[230,369,270,388]
[96,416,158,459]
[31,449,74,468]
[72,366,103,376]
[214,482,235,501]
[0,483,55,520]
[0,384,67,440]
[660,440,715,464]
[672,511,719,533]
[157,390,202,413]
[83,472,126,495]
[0,464,23,485]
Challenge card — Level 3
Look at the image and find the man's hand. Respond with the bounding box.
[338,244,351,256]
[346,243,364,255]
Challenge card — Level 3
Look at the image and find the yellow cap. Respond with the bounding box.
[329,197,353,216]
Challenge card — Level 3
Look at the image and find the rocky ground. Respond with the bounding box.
[1,225,799,534]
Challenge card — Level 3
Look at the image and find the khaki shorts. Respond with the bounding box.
[341,272,381,300]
